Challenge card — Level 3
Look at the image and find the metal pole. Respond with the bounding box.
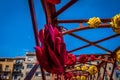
[102,62,107,80]
[26,0,46,80]
[110,60,116,80]
[24,63,39,80]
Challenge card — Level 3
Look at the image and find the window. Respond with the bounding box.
[14,75,18,80]
[38,65,41,68]
[87,62,91,64]
[7,59,13,62]
[5,65,9,71]
[0,59,5,61]
[97,61,99,64]
[27,57,34,61]
[4,73,8,76]
[16,60,21,64]
[116,72,120,78]
[105,75,108,80]
[26,72,29,75]
[0,64,2,71]
[27,64,33,68]
[99,72,101,75]
[45,72,50,76]
[14,67,19,71]
[21,73,23,77]
[109,67,111,70]
[35,72,41,77]
[22,66,24,69]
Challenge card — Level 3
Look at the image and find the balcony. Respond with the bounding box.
[2,69,11,73]
[1,76,10,80]
[6,76,10,80]
[13,69,21,73]
[14,62,23,66]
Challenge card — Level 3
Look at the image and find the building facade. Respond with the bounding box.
[1,52,119,80]
[12,57,25,80]
[0,52,52,80]
[0,58,14,80]
[22,52,51,80]
[0,52,51,80]
[22,52,42,80]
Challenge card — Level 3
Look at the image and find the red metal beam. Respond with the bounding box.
[96,59,113,63]
[94,45,112,53]
[54,0,78,17]
[41,0,53,24]
[109,47,120,79]
[90,75,92,80]
[68,33,92,43]
[68,43,112,53]
[40,0,49,24]
[75,54,110,57]
[41,0,57,25]
[62,24,111,35]
[58,18,111,23]
[28,0,39,45]
[111,46,120,58]
[96,71,100,80]
[68,34,120,53]
[97,61,106,70]
[96,61,106,80]
[68,44,91,53]
[27,0,46,80]
[39,0,120,80]
[24,63,39,80]
[94,34,120,43]
[110,60,116,80]
[102,62,107,80]
[68,33,113,53]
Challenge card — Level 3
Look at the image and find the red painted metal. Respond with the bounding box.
[97,72,100,80]
[62,24,111,35]
[58,18,111,23]
[68,34,120,53]
[26,0,46,80]
[41,0,57,25]
[94,34,120,43]
[102,62,107,80]
[68,33,117,53]
[68,44,91,53]
[110,60,116,80]
[24,63,39,80]
[31,0,120,79]
[54,0,78,17]
[28,0,39,46]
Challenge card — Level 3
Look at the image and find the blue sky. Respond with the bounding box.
[0,0,120,57]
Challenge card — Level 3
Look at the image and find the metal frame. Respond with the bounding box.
[25,0,120,80]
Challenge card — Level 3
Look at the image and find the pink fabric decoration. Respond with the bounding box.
[65,72,73,79]
[65,53,77,66]
[35,24,66,74]
[89,54,96,61]
[78,55,88,64]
